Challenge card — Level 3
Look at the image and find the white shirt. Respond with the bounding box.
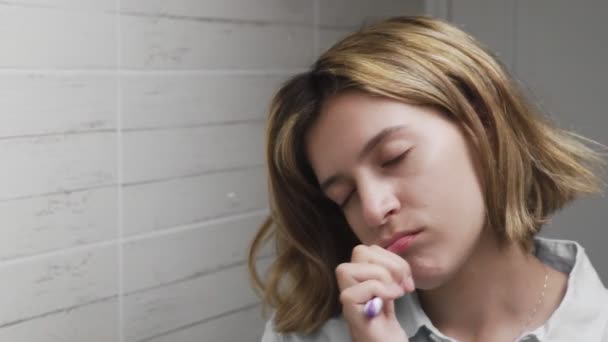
[261,237,608,341]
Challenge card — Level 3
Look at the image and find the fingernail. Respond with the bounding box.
[402,276,415,292]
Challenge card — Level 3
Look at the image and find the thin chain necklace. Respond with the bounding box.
[514,265,550,341]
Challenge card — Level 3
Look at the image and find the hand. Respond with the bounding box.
[336,244,414,342]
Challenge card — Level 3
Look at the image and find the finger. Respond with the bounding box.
[384,297,396,317]
[335,262,394,291]
[350,245,415,291]
[339,279,404,307]
[369,245,416,291]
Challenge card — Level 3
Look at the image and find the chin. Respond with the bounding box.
[412,276,448,291]
[409,257,451,290]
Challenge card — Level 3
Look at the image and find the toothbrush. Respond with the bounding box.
[363,297,383,318]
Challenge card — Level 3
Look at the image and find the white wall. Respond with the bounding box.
[0,1,423,341]
[427,0,608,282]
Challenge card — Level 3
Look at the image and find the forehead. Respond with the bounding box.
[311,92,421,140]
[304,92,427,177]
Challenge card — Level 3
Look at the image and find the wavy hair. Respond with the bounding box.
[248,16,605,334]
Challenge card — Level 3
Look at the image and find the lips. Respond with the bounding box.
[381,230,422,254]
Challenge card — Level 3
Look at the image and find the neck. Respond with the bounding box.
[417,228,549,339]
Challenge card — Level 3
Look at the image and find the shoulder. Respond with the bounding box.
[260,314,350,342]
[260,318,284,342]
[600,289,608,341]
[565,242,608,339]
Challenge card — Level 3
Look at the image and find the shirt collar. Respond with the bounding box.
[526,237,607,340]
[395,237,608,340]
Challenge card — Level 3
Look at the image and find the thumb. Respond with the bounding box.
[383,298,396,317]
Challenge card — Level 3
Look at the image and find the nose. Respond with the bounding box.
[357,176,401,228]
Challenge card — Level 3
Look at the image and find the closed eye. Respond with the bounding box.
[381,151,409,167]
[339,150,410,208]
[340,191,354,209]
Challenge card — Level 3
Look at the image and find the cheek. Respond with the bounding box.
[401,137,487,288]
[446,154,486,229]
[414,136,486,234]
[343,212,368,243]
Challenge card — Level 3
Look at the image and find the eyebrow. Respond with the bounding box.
[319,125,408,192]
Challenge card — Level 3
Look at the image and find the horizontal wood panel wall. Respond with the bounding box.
[0,1,424,341]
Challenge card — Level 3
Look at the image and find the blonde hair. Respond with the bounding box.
[248,16,605,334]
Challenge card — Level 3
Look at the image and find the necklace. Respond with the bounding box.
[514,265,550,340]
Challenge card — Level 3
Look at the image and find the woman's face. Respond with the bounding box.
[305,91,487,289]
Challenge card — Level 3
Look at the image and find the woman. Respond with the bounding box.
[248,16,607,341]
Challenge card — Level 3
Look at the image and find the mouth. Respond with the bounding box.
[381,229,422,254]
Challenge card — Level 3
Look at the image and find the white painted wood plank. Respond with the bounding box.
[514,0,608,283]
[123,167,267,236]
[122,74,284,129]
[120,16,314,69]
[449,0,514,70]
[0,132,117,200]
[424,0,450,19]
[124,260,271,342]
[0,298,118,342]
[318,0,424,28]
[318,28,354,56]
[122,123,264,184]
[0,245,118,326]
[0,187,117,261]
[0,0,114,12]
[121,0,312,25]
[149,303,266,342]
[515,0,608,139]
[0,6,116,68]
[124,212,269,293]
[0,73,115,137]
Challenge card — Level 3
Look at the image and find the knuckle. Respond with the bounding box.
[335,263,349,278]
[351,245,367,259]
[398,259,411,274]
[339,289,352,304]
[393,258,407,271]
[370,244,384,251]
[379,267,393,282]
[368,279,383,293]
[384,258,410,282]
[390,265,409,282]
